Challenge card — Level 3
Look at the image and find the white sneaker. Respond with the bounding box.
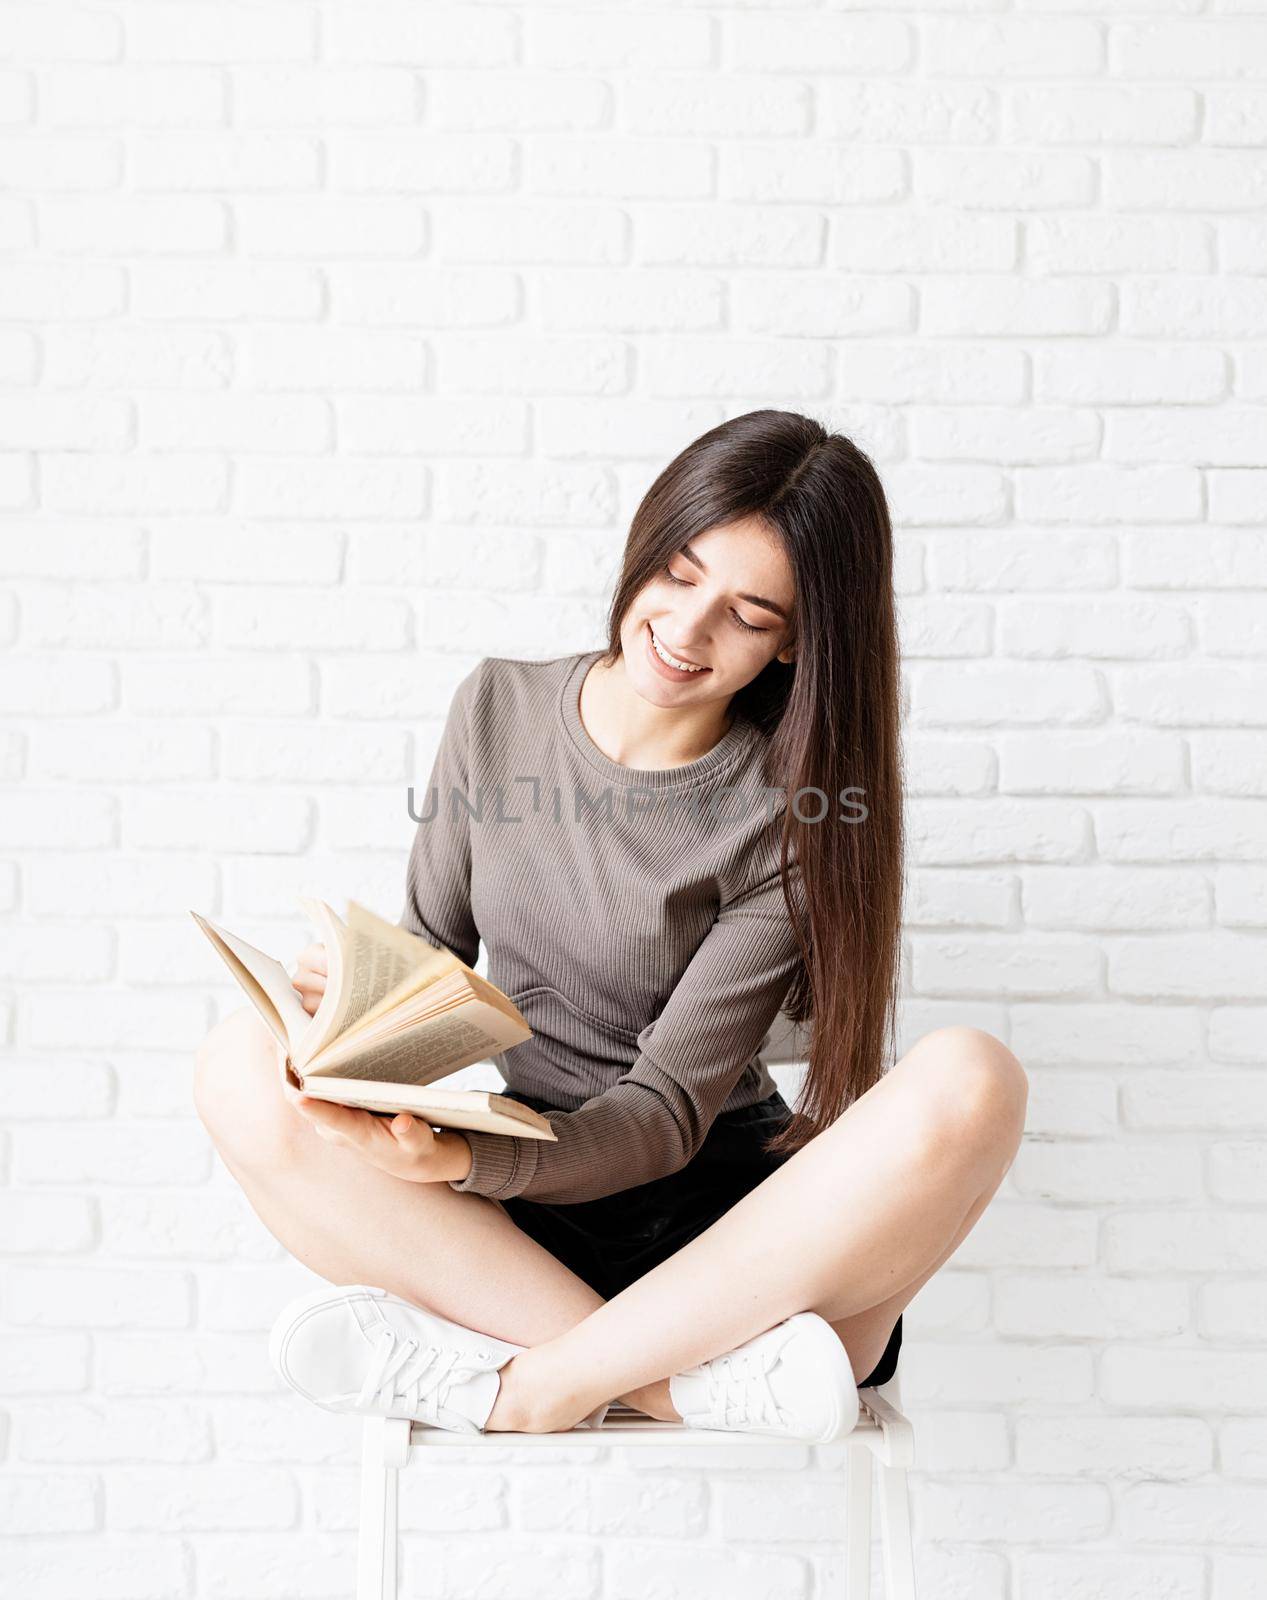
[269,1284,611,1436]
[268,1285,521,1434]
[668,1311,860,1443]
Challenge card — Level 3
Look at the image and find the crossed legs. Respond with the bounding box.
[194,1007,1026,1430]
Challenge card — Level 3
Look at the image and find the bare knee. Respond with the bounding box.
[193,1006,302,1171]
[898,1025,1028,1161]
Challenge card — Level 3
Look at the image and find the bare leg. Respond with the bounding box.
[487,1026,1028,1431]
[194,1007,609,1345]
[197,1010,1024,1433]
[602,1170,1000,1427]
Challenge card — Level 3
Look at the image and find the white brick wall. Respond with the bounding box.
[2,4,1264,1596]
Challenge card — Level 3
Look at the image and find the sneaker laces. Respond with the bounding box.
[357,1324,491,1430]
[697,1342,787,1431]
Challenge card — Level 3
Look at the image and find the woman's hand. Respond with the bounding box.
[282,1088,473,1184]
[291,941,327,1017]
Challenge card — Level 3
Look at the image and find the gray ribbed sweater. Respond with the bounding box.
[398,649,804,1205]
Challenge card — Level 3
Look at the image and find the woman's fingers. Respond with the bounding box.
[290,941,328,1015]
[291,976,324,1016]
[387,1113,432,1152]
[284,1088,363,1137]
[295,942,327,974]
[283,1087,440,1175]
[284,1088,400,1149]
[284,1091,384,1153]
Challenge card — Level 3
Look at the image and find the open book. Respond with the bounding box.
[190,898,556,1143]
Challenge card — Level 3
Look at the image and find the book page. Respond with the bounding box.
[308,997,524,1082]
[190,911,313,1056]
[303,899,461,1063]
[369,985,530,1053]
[341,900,469,1028]
[291,898,349,1067]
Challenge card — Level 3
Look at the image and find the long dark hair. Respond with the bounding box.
[598,409,904,1155]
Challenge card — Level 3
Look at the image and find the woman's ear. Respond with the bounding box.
[776,642,795,665]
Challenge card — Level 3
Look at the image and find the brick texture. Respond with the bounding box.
[1,4,1263,1594]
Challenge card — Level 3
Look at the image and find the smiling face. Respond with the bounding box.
[617,516,797,708]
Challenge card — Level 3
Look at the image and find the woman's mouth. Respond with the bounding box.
[646,622,710,679]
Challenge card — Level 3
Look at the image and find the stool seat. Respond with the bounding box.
[357,1381,917,1598]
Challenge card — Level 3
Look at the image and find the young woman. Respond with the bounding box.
[194,409,1027,1443]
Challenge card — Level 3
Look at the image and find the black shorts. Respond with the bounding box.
[497,1087,902,1389]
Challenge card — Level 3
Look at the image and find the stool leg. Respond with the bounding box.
[845,1442,873,1600]
[358,1416,407,1600]
[844,1440,876,1600]
[877,1458,916,1600]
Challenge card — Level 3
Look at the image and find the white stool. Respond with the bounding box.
[356,1374,917,1600]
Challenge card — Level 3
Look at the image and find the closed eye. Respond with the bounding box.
[662,568,768,633]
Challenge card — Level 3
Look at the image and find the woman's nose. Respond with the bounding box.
[669,596,715,646]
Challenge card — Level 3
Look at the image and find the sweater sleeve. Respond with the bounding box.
[397,663,482,970]
[448,852,805,1204]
